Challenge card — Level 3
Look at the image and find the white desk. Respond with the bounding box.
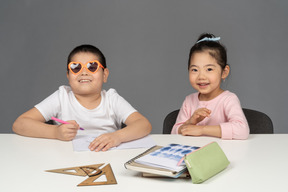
[1,134,287,192]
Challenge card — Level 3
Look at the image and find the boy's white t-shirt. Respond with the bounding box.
[35,86,137,135]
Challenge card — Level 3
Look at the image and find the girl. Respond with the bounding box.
[171,33,249,139]
[13,44,152,151]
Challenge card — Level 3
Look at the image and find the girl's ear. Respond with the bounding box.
[103,68,109,83]
[221,65,230,80]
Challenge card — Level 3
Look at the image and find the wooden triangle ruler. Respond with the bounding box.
[78,164,117,186]
[46,163,104,176]
[46,163,117,186]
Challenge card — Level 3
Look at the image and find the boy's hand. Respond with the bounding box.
[89,132,121,152]
[55,120,79,141]
[188,108,211,125]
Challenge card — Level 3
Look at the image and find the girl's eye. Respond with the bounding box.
[191,68,198,72]
[207,68,213,71]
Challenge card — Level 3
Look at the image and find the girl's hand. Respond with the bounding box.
[179,125,203,136]
[188,108,211,125]
[55,120,79,141]
[89,132,121,152]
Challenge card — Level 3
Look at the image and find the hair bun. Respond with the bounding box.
[197,33,215,41]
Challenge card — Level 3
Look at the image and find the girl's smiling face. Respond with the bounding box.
[67,52,109,97]
[189,51,229,101]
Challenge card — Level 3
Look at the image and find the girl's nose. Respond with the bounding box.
[197,70,206,79]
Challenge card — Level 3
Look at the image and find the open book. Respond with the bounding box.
[125,144,199,178]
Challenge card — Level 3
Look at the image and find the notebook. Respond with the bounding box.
[125,144,199,178]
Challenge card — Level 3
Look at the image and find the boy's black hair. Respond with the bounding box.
[67,44,107,72]
[188,33,227,70]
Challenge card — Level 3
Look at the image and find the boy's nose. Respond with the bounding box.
[81,67,89,75]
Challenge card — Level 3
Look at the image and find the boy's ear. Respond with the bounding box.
[221,65,230,80]
[66,71,69,79]
[103,68,109,83]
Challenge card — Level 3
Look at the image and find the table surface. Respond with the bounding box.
[1,134,287,192]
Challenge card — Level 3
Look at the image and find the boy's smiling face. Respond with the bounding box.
[67,52,109,97]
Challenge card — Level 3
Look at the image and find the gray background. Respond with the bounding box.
[1,0,287,134]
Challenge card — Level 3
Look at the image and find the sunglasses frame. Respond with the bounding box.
[68,60,104,75]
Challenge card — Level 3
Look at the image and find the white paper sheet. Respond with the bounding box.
[72,134,156,152]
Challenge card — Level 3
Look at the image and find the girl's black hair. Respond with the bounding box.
[67,44,107,72]
[188,33,227,70]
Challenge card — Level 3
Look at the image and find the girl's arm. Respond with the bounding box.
[219,100,249,139]
[179,94,249,140]
[88,112,152,151]
[171,99,191,134]
[179,124,222,138]
[12,107,79,141]
[178,108,221,138]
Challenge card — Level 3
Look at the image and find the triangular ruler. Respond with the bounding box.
[77,164,117,186]
[46,163,104,177]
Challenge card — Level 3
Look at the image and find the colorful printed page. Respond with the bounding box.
[135,144,199,172]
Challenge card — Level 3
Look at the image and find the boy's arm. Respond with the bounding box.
[118,111,152,142]
[89,112,152,152]
[12,107,79,141]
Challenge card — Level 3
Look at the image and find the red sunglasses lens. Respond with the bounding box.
[70,63,82,74]
[87,62,99,72]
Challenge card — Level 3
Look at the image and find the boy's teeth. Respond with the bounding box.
[80,80,90,82]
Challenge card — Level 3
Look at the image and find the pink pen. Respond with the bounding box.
[51,117,84,130]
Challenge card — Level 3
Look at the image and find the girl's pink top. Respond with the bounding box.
[171,91,249,140]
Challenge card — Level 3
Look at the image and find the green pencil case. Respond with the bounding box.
[184,142,230,184]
